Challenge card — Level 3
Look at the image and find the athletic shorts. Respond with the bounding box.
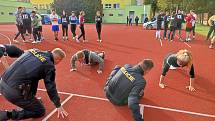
[52,25,59,32]
[186,27,192,32]
[38,26,42,32]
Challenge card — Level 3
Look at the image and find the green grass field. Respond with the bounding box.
[195,23,209,37]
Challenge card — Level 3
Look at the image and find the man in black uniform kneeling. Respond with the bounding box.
[0,48,68,120]
[104,59,154,121]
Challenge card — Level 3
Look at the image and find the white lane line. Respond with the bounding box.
[42,94,73,121]
[0,32,12,45]
[38,88,215,118]
[184,42,192,48]
[140,104,215,118]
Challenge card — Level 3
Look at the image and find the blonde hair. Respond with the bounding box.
[176,49,193,67]
[76,51,84,58]
[52,48,66,59]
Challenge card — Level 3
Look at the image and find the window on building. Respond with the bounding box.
[113,4,120,9]
[105,4,111,9]
[1,12,4,15]
[109,13,113,16]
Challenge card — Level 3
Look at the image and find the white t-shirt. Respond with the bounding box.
[50,14,59,25]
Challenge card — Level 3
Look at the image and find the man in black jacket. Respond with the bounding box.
[0,48,68,120]
[104,59,154,121]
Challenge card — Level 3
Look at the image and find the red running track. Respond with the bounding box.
[0,24,215,121]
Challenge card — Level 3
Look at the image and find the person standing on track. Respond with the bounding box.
[190,10,197,40]
[0,44,24,69]
[159,49,196,91]
[69,11,78,40]
[21,7,32,41]
[50,9,60,41]
[36,12,43,41]
[61,10,69,41]
[163,11,170,40]
[156,11,164,41]
[104,59,154,121]
[95,11,103,42]
[31,11,41,44]
[168,11,177,41]
[127,16,129,26]
[77,11,86,42]
[13,7,26,43]
[0,48,68,120]
[70,49,105,74]
[185,13,193,42]
[175,10,185,41]
[135,16,139,26]
[206,15,215,41]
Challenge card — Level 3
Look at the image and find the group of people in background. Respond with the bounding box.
[13,7,44,44]
[13,7,103,44]
[155,9,197,42]
[155,9,215,49]
[126,16,141,26]
[48,9,103,43]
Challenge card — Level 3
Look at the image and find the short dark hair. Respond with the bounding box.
[139,59,154,71]
[31,11,36,14]
[18,7,22,10]
[52,9,55,12]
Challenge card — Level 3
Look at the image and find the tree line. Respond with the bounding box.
[51,0,102,23]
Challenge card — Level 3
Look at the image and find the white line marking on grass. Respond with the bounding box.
[184,42,192,48]
[0,32,12,45]
[42,94,73,121]
[38,88,215,118]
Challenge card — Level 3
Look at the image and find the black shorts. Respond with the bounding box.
[38,26,42,32]
[186,27,192,32]
[23,25,32,34]
[177,23,182,30]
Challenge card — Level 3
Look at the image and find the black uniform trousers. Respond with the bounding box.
[0,79,45,120]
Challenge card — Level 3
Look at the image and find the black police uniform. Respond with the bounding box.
[0,44,24,58]
[0,49,61,120]
[104,64,146,121]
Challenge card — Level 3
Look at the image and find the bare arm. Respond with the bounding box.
[1,56,9,69]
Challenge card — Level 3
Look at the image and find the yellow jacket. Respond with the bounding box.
[208,15,215,26]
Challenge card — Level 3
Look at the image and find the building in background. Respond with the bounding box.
[102,0,151,23]
[0,0,32,23]
[30,0,53,10]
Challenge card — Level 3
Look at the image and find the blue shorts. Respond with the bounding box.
[52,25,59,32]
